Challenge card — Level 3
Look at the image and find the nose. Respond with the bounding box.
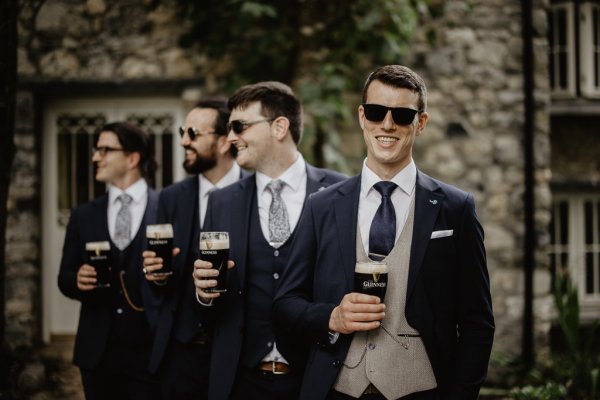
[180,132,190,146]
[381,110,395,130]
[227,130,237,143]
[92,150,101,162]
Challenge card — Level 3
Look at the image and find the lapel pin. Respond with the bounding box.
[429,199,438,205]
[318,186,325,191]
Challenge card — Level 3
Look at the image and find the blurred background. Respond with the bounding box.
[0,0,599,398]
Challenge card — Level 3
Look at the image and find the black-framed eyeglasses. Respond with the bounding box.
[179,126,216,141]
[362,103,423,125]
[226,119,274,135]
[93,146,125,156]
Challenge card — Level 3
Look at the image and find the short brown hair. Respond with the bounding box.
[362,65,427,112]
[228,81,303,144]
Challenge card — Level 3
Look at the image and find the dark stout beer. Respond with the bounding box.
[86,241,111,287]
[146,224,174,275]
[200,232,229,293]
[354,261,388,302]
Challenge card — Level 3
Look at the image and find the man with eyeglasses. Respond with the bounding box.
[58,122,161,400]
[142,98,249,400]
[192,81,346,400]
[273,65,495,399]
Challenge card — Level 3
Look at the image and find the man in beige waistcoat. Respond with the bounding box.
[274,65,495,400]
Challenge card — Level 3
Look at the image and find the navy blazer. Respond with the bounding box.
[57,189,159,369]
[273,171,495,400]
[202,164,347,400]
[149,170,250,374]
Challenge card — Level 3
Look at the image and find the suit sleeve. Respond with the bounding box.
[274,197,337,345]
[447,194,495,399]
[57,208,103,303]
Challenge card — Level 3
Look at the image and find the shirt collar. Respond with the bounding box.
[256,152,306,194]
[108,178,148,205]
[199,162,241,198]
[360,159,416,197]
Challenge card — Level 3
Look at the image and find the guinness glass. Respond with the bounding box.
[146,224,174,275]
[85,241,111,287]
[354,261,388,302]
[199,232,229,293]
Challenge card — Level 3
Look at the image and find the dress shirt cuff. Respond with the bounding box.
[195,292,214,307]
[328,330,340,344]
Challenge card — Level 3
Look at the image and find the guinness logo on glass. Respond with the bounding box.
[373,272,380,283]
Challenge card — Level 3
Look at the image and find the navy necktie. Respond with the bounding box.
[368,181,398,261]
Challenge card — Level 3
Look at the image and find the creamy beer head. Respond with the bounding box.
[85,241,110,251]
[199,232,229,250]
[355,261,388,274]
[146,224,174,239]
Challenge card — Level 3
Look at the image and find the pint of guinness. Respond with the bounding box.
[199,232,229,293]
[354,261,388,302]
[146,224,174,275]
[85,241,111,287]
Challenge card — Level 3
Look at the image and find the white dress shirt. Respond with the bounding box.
[358,159,417,257]
[198,162,241,228]
[107,178,148,244]
[254,152,307,364]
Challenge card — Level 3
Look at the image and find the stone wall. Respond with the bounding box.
[403,0,553,369]
[6,0,555,395]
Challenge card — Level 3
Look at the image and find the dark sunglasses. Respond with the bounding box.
[227,118,274,135]
[92,146,125,157]
[362,103,422,125]
[179,126,216,141]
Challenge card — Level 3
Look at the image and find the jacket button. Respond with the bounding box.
[116,308,123,315]
[238,290,243,295]
[274,250,279,256]
[333,360,341,368]
[273,273,280,280]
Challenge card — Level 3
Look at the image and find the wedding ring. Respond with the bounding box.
[142,267,148,275]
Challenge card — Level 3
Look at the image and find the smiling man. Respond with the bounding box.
[58,122,160,400]
[192,81,346,400]
[273,65,495,400]
[142,98,249,400]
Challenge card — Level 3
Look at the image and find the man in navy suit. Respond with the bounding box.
[58,122,160,400]
[273,65,495,400]
[142,98,248,400]
[192,81,346,400]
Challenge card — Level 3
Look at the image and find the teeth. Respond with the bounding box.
[377,137,397,143]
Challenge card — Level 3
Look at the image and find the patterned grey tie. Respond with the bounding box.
[266,180,291,247]
[114,193,133,250]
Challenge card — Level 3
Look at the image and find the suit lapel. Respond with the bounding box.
[333,176,361,292]
[305,164,326,196]
[232,176,256,290]
[406,171,444,302]
[94,194,110,241]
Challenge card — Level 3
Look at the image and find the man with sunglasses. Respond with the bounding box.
[274,65,495,399]
[58,122,161,400]
[192,81,346,400]
[142,98,249,400]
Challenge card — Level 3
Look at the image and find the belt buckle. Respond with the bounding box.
[271,361,285,375]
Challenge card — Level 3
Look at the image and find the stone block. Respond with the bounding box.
[17,362,46,394]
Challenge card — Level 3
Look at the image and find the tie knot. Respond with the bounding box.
[266,180,286,196]
[373,181,397,197]
[118,193,133,205]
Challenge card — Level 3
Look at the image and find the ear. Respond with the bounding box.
[358,104,366,131]
[415,112,428,136]
[128,151,141,170]
[271,117,290,141]
[216,134,231,155]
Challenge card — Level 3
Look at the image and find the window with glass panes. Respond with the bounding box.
[548,2,576,96]
[549,194,600,318]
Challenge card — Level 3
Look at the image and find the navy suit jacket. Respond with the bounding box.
[149,170,249,374]
[202,164,346,400]
[273,171,495,400]
[57,189,159,369]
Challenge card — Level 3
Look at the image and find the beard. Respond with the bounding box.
[183,146,218,175]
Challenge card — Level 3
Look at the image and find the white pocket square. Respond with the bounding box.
[430,230,453,239]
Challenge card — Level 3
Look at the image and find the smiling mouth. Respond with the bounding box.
[376,136,398,144]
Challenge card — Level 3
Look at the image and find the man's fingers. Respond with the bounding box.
[142,250,156,258]
[345,321,382,332]
[346,292,382,304]
[226,260,235,270]
[173,247,181,257]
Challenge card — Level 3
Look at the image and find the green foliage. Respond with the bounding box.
[506,272,600,400]
[173,0,438,171]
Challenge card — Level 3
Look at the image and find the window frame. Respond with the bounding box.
[549,2,577,98]
[580,2,600,98]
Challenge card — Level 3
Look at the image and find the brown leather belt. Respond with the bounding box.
[258,361,291,375]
